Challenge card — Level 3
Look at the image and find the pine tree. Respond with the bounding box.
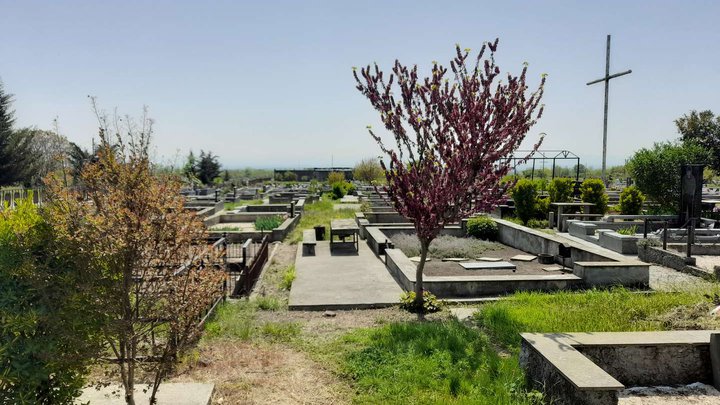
[196,150,221,185]
[0,82,36,186]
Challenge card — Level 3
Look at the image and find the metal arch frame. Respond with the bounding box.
[510,150,581,182]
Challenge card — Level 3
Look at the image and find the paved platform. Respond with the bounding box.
[78,383,213,404]
[289,240,403,310]
[556,232,710,291]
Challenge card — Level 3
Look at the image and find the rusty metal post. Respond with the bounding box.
[687,222,693,258]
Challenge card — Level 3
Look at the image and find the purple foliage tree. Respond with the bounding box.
[354,39,545,309]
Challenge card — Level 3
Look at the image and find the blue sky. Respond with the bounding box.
[1,0,718,169]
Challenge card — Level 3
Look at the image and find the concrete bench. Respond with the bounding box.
[302,229,316,256]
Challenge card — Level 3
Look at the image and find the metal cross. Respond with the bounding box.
[586,34,632,185]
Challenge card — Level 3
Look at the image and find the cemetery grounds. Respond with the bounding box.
[130,197,720,404]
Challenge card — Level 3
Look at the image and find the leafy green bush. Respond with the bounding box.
[526,219,549,229]
[0,198,101,403]
[535,196,550,219]
[254,215,284,231]
[327,171,345,186]
[548,178,574,202]
[399,291,444,313]
[505,217,525,225]
[345,182,357,195]
[332,181,347,200]
[617,225,637,235]
[619,186,645,215]
[580,178,608,214]
[466,216,498,240]
[627,141,709,212]
[511,178,537,224]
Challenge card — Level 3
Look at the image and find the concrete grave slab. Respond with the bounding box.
[511,254,537,262]
[79,383,213,405]
[409,256,431,263]
[289,241,403,310]
[442,257,468,262]
[477,257,503,261]
[543,266,564,272]
[450,307,477,322]
[460,261,516,270]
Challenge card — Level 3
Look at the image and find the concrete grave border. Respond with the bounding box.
[520,330,720,405]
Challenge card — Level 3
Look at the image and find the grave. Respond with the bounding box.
[520,330,720,405]
[460,261,516,270]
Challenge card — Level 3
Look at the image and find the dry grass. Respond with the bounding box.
[171,341,350,405]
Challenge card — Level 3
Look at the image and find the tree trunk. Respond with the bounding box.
[414,239,431,310]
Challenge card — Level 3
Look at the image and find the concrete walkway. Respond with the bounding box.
[78,383,213,404]
[289,241,403,310]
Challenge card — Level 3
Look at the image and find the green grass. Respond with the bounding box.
[254,215,284,231]
[224,199,264,210]
[474,288,715,349]
[279,264,296,290]
[340,321,544,405]
[204,300,256,340]
[254,296,283,311]
[287,195,356,243]
[261,321,301,342]
[203,288,720,404]
[203,298,291,341]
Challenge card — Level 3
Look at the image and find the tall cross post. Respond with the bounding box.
[586,34,632,185]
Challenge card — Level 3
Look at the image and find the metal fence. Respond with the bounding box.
[0,187,43,210]
[226,235,270,297]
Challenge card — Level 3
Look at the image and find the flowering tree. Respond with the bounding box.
[354,40,545,308]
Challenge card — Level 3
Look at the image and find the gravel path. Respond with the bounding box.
[618,383,720,404]
[649,265,711,291]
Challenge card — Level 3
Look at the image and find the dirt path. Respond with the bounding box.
[172,340,349,405]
